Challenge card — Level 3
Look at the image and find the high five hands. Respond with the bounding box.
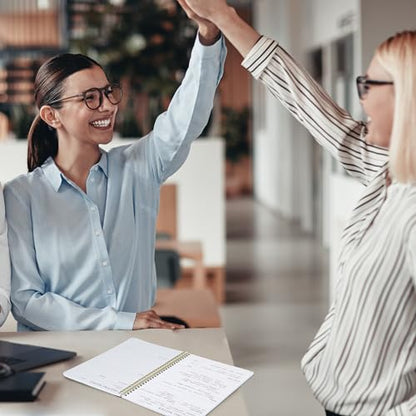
[177,0,223,45]
[177,0,228,22]
[176,0,260,57]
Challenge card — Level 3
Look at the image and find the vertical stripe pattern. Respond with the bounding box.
[242,37,416,416]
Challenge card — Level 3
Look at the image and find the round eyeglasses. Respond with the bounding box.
[356,75,393,100]
[49,84,123,110]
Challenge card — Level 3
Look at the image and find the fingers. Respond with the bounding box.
[133,310,185,330]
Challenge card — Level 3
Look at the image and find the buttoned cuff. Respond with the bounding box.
[241,36,279,79]
[114,311,136,330]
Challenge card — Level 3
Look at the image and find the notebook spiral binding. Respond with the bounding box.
[120,351,190,397]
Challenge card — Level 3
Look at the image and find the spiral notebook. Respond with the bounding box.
[63,337,253,416]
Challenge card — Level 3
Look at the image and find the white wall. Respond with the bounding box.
[0,140,27,183]
[252,0,304,221]
[0,138,226,268]
[360,0,416,70]
[166,138,225,267]
[303,0,359,48]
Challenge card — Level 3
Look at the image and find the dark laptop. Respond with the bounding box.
[0,340,76,373]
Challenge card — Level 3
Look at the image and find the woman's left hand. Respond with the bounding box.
[177,0,221,46]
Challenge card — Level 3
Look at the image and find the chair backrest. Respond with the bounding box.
[155,249,181,288]
[156,183,177,240]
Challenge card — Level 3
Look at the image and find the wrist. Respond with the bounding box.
[209,5,237,30]
[198,27,221,46]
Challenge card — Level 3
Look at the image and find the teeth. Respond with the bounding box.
[91,118,111,128]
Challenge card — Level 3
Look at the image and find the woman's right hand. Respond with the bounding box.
[133,310,185,330]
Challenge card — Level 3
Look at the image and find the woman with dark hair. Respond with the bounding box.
[4,14,225,331]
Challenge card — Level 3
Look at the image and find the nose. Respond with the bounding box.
[99,92,116,111]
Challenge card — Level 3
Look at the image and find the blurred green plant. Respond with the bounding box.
[70,0,197,136]
[221,106,250,163]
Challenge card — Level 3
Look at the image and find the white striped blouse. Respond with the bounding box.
[242,37,416,416]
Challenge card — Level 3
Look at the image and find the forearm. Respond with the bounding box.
[204,5,260,57]
[147,34,226,182]
[12,290,135,331]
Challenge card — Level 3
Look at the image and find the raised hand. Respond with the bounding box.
[178,0,260,58]
[179,0,229,21]
[177,0,221,45]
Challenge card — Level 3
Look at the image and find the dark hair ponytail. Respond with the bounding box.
[27,115,58,172]
[27,53,102,172]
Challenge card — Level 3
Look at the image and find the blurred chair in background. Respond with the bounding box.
[155,248,181,288]
[155,248,189,328]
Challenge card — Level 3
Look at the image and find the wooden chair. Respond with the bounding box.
[156,183,177,240]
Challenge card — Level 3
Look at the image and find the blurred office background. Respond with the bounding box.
[0,0,415,414]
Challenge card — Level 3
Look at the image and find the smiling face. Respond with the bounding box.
[361,56,395,148]
[52,66,118,148]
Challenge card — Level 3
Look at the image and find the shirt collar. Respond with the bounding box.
[97,148,108,178]
[41,150,109,193]
[42,157,64,192]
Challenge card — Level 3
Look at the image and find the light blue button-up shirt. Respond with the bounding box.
[4,35,226,331]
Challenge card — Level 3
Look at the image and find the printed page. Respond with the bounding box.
[63,338,181,396]
[123,354,253,416]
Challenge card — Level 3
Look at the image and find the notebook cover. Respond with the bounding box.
[0,372,45,402]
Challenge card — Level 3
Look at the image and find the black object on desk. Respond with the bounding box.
[0,372,45,401]
[0,340,76,373]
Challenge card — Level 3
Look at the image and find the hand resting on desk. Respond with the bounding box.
[133,310,185,330]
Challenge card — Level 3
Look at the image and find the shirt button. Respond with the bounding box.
[95,230,101,237]
[102,260,108,267]
[90,206,96,212]
[90,177,95,183]
[107,289,112,295]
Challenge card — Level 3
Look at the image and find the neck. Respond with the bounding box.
[54,140,101,192]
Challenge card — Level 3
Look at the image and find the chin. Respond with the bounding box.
[95,131,114,145]
[102,135,113,144]
[366,127,390,148]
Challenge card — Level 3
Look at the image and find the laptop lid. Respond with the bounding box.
[0,340,76,372]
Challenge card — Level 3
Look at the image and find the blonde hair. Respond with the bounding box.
[375,31,416,183]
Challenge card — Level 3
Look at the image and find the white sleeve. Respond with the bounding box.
[0,184,11,326]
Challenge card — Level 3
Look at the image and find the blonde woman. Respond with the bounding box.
[0,184,10,327]
[178,1,416,415]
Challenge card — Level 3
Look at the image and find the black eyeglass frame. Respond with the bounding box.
[356,75,393,100]
[48,83,123,110]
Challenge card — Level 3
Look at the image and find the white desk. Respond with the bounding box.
[0,328,249,415]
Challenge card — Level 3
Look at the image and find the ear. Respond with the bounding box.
[39,105,62,129]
